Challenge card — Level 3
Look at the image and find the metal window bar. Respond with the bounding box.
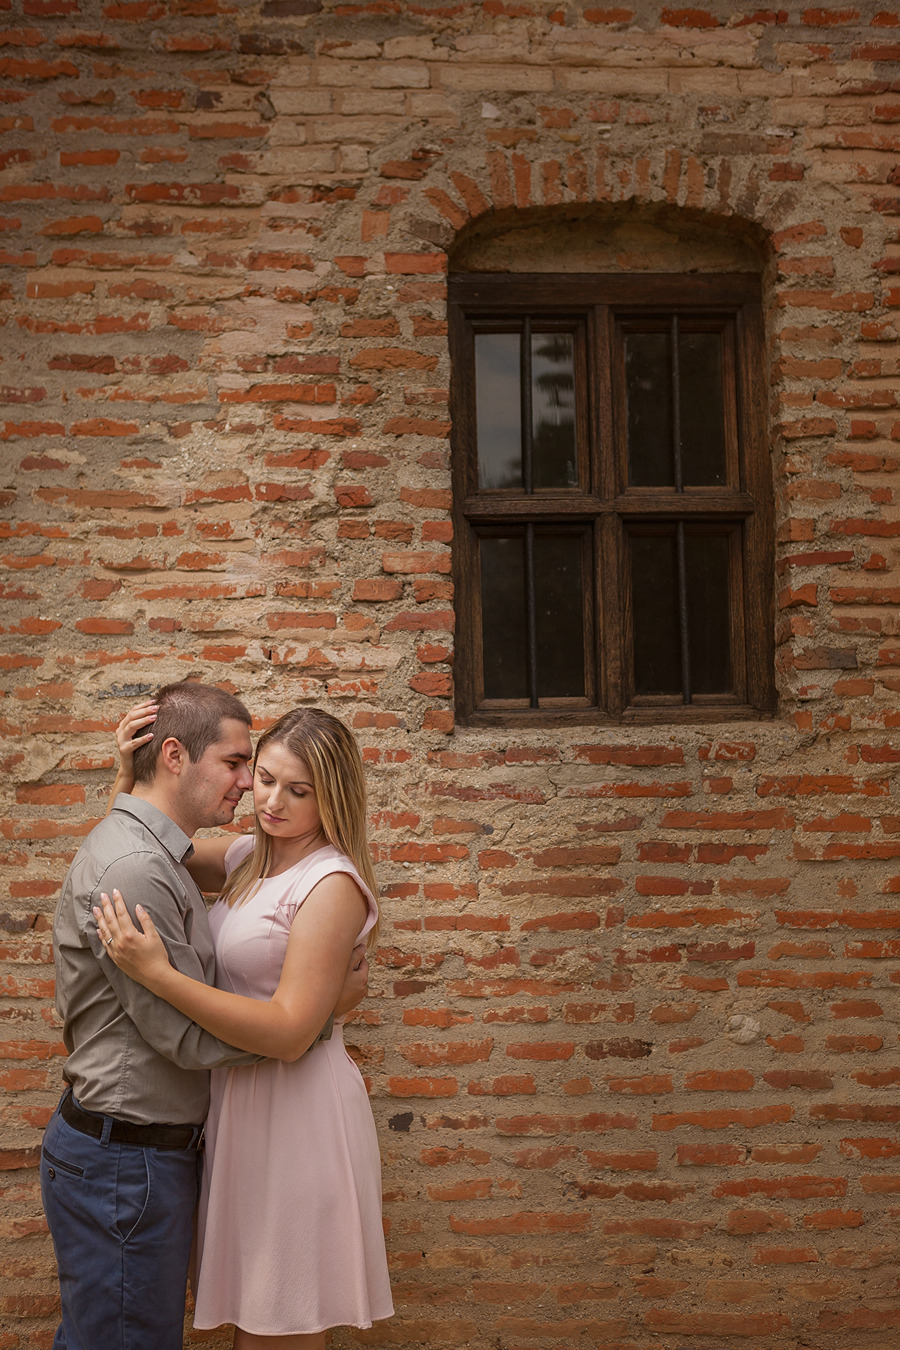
[672,315,692,705]
[521,318,539,707]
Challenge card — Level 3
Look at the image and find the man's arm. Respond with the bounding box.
[335,944,369,1018]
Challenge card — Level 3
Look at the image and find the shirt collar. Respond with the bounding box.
[111,794,195,864]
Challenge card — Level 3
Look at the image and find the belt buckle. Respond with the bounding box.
[193,1124,206,1151]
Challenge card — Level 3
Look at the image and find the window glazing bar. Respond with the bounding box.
[525,522,539,708]
[672,316,692,704]
[676,520,692,705]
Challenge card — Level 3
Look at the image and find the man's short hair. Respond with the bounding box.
[131,681,252,784]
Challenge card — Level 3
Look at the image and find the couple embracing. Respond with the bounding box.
[43,680,393,1350]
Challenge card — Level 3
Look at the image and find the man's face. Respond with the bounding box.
[177,718,254,832]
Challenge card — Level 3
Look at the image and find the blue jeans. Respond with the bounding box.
[41,1095,202,1350]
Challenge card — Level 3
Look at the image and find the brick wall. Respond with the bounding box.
[2,1,900,1346]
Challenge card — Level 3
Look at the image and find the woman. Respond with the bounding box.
[96,702,393,1350]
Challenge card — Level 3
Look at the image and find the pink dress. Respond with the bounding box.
[192,839,393,1336]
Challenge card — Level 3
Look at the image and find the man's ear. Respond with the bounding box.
[158,736,186,775]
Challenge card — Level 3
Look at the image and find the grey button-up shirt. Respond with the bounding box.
[53,794,255,1125]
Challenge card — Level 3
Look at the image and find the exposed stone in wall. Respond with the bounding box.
[2,2,900,1346]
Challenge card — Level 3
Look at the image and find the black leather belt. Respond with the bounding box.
[60,1091,204,1150]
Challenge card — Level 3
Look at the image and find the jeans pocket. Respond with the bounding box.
[113,1145,151,1243]
[41,1146,85,1179]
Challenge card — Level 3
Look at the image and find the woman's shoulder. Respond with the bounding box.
[294,846,378,935]
[286,844,356,893]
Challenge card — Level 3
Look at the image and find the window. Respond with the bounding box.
[449,272,774,725]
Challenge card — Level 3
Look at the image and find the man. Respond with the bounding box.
[43,681,365,1350]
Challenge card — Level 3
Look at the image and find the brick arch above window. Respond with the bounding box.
[449,200,771,277]
[448,207,775,727]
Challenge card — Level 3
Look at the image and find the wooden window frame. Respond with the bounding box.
[449,271,775,727]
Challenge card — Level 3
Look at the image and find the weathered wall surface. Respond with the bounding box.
[2,2,900,1347]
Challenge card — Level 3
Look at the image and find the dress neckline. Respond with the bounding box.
[260,840,337,882]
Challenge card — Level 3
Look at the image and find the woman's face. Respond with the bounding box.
[253,740,323,844]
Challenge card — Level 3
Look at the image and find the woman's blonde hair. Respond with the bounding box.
[221,707,379,945]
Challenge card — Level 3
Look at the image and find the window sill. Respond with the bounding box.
[457,702,777,729]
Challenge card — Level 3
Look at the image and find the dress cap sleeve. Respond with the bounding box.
[293,847,378,943]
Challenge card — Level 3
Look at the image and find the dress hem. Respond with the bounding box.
[193,1310,394,1335]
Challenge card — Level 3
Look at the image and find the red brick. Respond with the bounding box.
[754,1246,819,1264]
[654,1106,794,1132]
[388,1076,458,1097]
[686,1070,754,1092]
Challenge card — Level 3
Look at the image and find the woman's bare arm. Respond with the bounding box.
[95,875,367,1061]
[185,836,235,894]
[106,701,157,813]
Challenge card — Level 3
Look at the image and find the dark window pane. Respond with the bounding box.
[481,534,527,699]
[632,528,733,700]
[631,531,681,695]
[686,532,732,694]
[535,532,585,697]
[476,332,522,490]
[626,331,672,487]
[532,332,577,489]
[680,332,726,486]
